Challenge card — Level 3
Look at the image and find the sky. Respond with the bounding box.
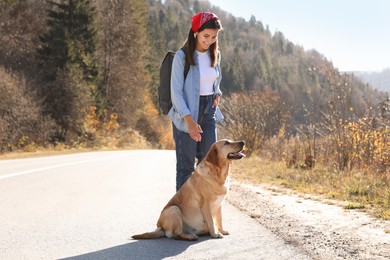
[207,0,390,72]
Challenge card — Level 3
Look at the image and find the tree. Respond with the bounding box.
[38,0,98,82]
[0,66,56,151]
[223,47,245,92]
[0,0,46,76]
[96,0,151,128]
[37,0,99,140]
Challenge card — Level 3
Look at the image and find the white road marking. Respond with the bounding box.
[0,155,127,180]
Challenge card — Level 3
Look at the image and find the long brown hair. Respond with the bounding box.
[183,18,222,67]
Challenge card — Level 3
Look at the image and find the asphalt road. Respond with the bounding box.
[0,150,311,260]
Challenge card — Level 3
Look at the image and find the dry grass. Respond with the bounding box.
[231,155,390,220]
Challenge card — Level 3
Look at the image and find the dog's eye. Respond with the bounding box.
[224,140,230,145]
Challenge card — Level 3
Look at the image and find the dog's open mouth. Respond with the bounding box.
[228,150,246,160]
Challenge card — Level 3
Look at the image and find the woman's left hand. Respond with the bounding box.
[212,94,220,108]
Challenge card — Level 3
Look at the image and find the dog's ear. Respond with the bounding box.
[206,144,219,166]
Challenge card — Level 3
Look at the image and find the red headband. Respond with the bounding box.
[191,12,219,33]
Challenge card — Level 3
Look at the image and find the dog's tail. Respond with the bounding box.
[132,228,164,239]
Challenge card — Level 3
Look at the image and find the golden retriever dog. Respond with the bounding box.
[132,139,245,241]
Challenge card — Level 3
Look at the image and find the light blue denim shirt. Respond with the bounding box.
[168,49,223,133]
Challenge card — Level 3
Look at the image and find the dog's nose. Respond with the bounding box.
[239,140,245,146]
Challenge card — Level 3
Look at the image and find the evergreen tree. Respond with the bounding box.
[38,0,98,82]
[37,0,99,140]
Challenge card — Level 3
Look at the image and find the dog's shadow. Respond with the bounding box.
[60,237,210,260]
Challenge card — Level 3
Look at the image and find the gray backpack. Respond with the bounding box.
[158,47,190,115]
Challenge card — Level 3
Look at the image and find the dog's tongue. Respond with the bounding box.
[228,151,246,159]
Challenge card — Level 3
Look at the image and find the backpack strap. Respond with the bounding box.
[180,46,190,78]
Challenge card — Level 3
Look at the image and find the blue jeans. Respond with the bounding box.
[173,95,217,191]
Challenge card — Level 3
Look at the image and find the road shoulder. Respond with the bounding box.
[227,182,390,260]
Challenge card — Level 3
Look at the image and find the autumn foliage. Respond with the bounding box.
[0,0,388,177]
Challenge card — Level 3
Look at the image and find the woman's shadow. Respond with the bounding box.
[60,237,210,260]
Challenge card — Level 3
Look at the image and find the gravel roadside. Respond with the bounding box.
[227,182,390,260]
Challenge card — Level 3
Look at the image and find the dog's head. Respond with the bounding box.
[206,139,246,166]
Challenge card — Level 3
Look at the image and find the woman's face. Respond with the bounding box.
[195,28,219,52]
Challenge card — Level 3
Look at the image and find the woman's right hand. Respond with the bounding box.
[184,115,203,142]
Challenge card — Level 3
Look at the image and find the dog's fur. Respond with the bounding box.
[131,139,245,241]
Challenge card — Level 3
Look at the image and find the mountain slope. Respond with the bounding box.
[354,69,390,93]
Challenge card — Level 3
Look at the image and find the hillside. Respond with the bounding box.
[0,0,388,158]
[354,68,390,93]
[147,0,388,132]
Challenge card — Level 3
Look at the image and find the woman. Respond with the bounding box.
[168,12,223,191]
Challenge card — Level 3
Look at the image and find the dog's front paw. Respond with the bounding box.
[189,234,199,241]
[219,229,230,235]
[211,232,224,239]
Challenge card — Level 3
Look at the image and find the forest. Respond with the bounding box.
[0,0,389,174]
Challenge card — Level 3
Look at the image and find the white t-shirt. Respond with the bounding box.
[197,50,218,96]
